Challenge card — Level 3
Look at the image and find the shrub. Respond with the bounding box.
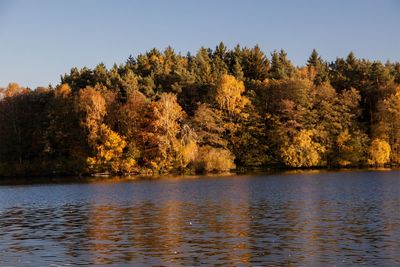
[194,146,235,173]
[368,139,391,166]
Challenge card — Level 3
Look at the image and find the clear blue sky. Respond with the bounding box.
[0,0,399,88]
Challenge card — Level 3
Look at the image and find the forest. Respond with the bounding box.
[1,43,400,176]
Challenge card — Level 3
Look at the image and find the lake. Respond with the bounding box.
[0,170,400,266]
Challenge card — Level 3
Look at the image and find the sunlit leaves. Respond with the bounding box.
[194,146,235,173]
[87,124,131,173]
[368,139,391,166]
[215,74,249,116]
[280,130,325,168]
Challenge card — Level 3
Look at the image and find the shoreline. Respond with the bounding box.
[0,167,396,186]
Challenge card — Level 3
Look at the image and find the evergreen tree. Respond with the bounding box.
[241,45,269,81]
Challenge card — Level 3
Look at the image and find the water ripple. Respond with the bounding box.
[0,171,400,265]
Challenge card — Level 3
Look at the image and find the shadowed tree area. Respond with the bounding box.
[1,43,400,176]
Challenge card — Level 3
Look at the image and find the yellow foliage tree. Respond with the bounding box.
[76,86,107,144]
[153,93,183,139]
[281,130,325,167]
[374,87,400,163]
[4,83,29,97]
[297,66,317,82]
[55,84,72,99]
[148,93,185,172]
[368,139,391,166]
[76,87,135,173]
[177,124,198,170]
[118,90,149,162]
[336,130,353,166]
[87,124,135,173]
[215,74,249,116]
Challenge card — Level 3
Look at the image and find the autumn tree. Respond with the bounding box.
[280,130,325,168]
[373,87,400,163]
[368,139,391,166]
[76,87,107,143]
[177,124,198,171]
[215,74,249,116]
[192,103,227,149]
[76,86,132,173]
[118,90,150,164]
[191,104,235,172]
[144,93,185,172]
[87,124,135,173]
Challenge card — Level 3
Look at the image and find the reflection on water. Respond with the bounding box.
[1,171,400,266]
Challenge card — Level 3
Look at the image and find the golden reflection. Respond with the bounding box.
[87,185,126,264]
[218,179,251,265]
[295,178,323,265]
[89,177,254,265]
[158,192,184,265]
[88,205,116,264]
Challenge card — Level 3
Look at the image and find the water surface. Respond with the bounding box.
[1,170,400,266]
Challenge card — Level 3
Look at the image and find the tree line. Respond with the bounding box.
[1,43,400,176]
